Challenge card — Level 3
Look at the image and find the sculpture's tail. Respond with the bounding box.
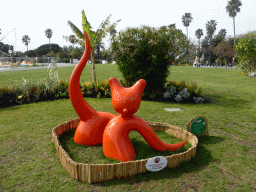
[69,31,97,121]
[69,31,117,145]
[165,141,186,152]
[103,116,186,162]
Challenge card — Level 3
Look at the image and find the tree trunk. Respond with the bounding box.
[233,17,236,46]
[91,47,96,83]
[49,38,51,51]
[186,27,188,64]
[210,38,211,65]
[233,16,236,66]
[199,38,201,57]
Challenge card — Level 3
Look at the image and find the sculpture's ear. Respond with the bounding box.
[109,77,124,91]
[131,79,146,95]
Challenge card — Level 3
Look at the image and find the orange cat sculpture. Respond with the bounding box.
[69,31,185,162]
[102,77,185,162]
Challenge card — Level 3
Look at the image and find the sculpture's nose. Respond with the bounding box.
[123,108,128,115]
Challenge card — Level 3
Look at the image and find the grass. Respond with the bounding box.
[1,65,256,191]
[0,64,123,86]
[59,129,191,165]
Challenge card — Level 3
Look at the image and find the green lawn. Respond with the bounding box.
[1,65,256,191]
[0,64,124,86]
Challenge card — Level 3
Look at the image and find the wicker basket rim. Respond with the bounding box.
[52,118,198,166]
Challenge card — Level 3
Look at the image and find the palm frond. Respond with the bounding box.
[67,21,84,40]
[81,10,96,47]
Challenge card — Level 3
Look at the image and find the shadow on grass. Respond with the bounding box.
[204,93,251,108]
[96,135,225,186]
[57,130,226,186]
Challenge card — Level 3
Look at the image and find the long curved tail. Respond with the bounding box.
[103,116,186,162]
[69,31,97,121]
[69,31,117,145]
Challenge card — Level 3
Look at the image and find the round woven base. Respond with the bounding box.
[52,118,198,183]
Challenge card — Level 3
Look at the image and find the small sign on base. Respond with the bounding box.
[145,156,168,172]
[187,116,209,136]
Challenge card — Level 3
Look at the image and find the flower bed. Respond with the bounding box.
[0,79,207,108]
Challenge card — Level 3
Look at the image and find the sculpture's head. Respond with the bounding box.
[109,77,146,117]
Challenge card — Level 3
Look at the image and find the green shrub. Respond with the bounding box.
[234,32,256,73]
[112,26,186,97]
[62,58,70,63]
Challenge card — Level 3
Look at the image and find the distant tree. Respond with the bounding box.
[71,47,83,59]
[211,29,227,47]
[94,42,104,62]
[35,43,61,57]
[181,13,193,63]
[181,13,193,39]
[45,51,57,57]
[56,45,73,63]
[226,0,242,45]
[66,10,121,82]
[25,50,37,57]
[201,36,210,63]
[22,35,31,51]
[0,28,1,35]
[206,20,217,64]
[102,48,112,61]
[0,42,14,56]
[213,39,235,66]
[109,28,118,61]
[219,29,227,39]
[195,29,203,56]
[45,28,53,51]
[68,35,76,48]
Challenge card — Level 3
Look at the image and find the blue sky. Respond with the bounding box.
[1,0,255,52]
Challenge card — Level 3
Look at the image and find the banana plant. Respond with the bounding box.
[66,10,120,83]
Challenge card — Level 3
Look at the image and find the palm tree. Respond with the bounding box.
[22,35,31,51]
[181,13,193,39]
[206,20,217,65]
[67,10,120,83]
[195,29,203,57]
[219,29,227,39]
[211,29,227,48]
[45,28,53,51]
[181,13,193,63]
[226,0,242,45]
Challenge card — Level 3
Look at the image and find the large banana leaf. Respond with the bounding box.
[81,10,95,48]
[67,21,84,41]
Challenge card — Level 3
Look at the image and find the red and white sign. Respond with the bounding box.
[145,156,168,172]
